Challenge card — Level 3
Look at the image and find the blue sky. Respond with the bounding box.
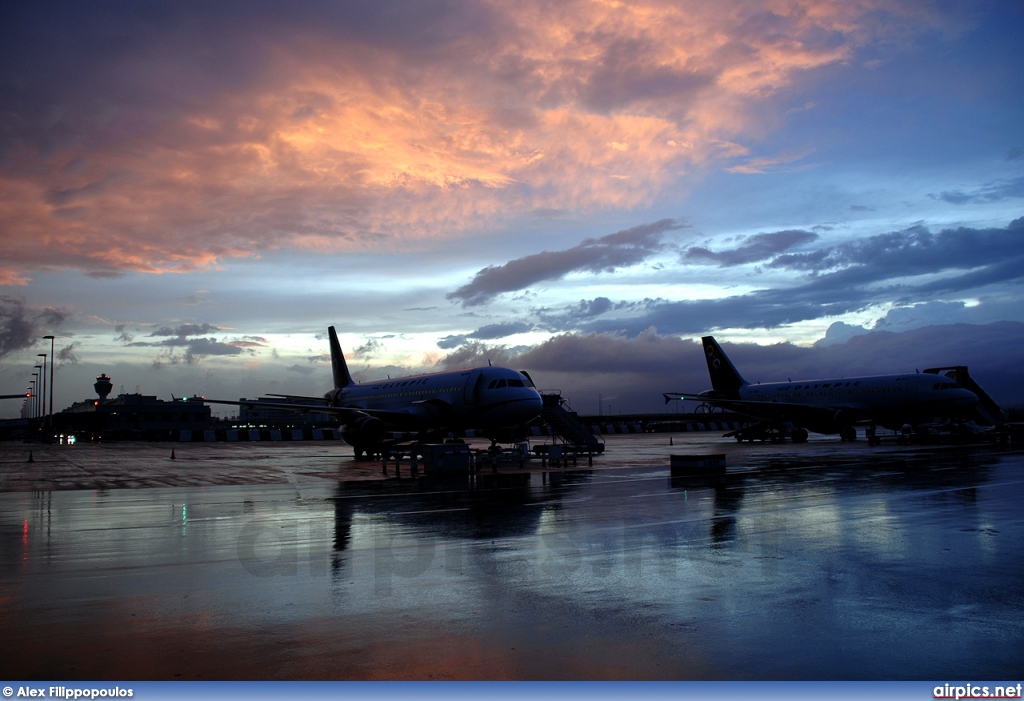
[1,0,1022,417]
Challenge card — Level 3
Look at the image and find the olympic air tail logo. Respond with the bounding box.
[706,344,722,372]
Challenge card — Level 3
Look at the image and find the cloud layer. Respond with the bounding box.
[434,322,1024,413]
[516,217,1024,338]
[448,218,682,305]
[0,0,946,284]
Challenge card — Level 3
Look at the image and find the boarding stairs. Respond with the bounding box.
[540,392,604,451]
[923,366,1007,426]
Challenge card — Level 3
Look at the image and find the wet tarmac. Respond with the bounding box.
[1,434,1022,680]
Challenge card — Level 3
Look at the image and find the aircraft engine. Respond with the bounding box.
[808,410,846,435]
[341,412,387,447]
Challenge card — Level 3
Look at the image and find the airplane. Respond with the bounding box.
[663,336,980,443]
[205,326,544,458]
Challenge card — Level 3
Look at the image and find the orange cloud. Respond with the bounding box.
[0,0,948,282]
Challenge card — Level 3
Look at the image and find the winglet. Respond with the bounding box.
[328,326,355,389]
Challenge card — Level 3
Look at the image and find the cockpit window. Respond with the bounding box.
[488,376,529,390]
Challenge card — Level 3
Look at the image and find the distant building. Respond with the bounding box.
[55,374,212,441]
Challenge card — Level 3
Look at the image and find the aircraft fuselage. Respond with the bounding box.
[720,371,979,432]
[326,366,543,432]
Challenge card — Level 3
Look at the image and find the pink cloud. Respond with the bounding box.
[0,0,953,282]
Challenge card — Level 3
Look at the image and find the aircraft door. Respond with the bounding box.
[463,370,484,405]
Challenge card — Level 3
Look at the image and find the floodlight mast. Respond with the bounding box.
[43,335,55,427]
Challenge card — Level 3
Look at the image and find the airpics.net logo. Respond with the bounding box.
[233,514,783,593]
[934,684,1023,699]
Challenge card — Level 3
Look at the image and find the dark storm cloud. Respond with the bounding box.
[470,321,534,340]
[438,320,535,349]
[437,335,467,350]
[447,219,684,306]
[182,338,244,357]
[534,296,633,330]
[352,338,383,359]
[496,322,1024,413]
[933,176,1024,205]
[129,322,244,359]
[523,218,1024,339]
[519,328,692,374]
[0,297,37,359]
[57,342,80,365]
[768,218,1024,281]
[0,296,69,359]
[435,343,516,371]
[148,324,223,338]
[683,230,818,266]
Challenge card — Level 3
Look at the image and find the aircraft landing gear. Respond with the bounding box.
[790,428,809,443]
[866,425,880,446]
[840,426,857,442]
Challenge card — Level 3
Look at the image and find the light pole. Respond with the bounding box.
[31,372,39,419]
[34,366,44,418]
[43,335,55,426]
[37,353,46,430]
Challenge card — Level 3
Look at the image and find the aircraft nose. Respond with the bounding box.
[524,390,543,415]
[957,388,980,409]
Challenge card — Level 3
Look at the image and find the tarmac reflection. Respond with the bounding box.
[0,434,1021,679]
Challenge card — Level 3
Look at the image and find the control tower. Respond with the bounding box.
[94,373,113,401]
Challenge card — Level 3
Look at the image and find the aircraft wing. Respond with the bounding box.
[265,393,330,401]
[204,397,334,413]
[202,397,453,427]
[664,393,867,426]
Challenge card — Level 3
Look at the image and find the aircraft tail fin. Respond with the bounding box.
[328,326,355,389]
[702,336,747,398]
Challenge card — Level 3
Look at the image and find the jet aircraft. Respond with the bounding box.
[206,326,544,458]
[663,336,979,443]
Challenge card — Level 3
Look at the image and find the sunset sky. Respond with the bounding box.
[2,0,1023,418]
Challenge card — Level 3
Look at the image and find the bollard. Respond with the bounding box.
[27,450,34,463]
[171,449,176,460]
